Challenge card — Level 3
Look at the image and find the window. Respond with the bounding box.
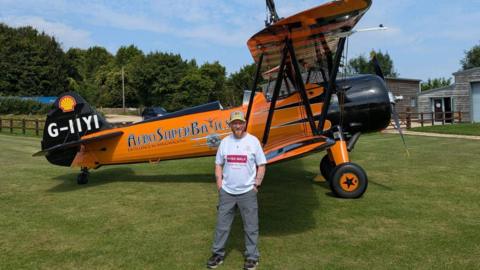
[410,97,417,107]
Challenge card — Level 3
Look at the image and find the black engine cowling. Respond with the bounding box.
[327,74,392,134]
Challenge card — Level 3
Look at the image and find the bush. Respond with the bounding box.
[0,97,52,115]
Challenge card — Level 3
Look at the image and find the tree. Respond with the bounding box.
[421,77,452,91]
[130,52,190,108]
[170,69,215,110]
[115,45,143,67]
[461,43,480,70]
[84,46,114,79]
[0,23,71,96]
[199,61,226,103]
[347,50,398,78]
[64,47,114,105]
[225,63,257,106]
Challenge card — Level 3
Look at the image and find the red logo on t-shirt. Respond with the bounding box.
[227,155,247,163]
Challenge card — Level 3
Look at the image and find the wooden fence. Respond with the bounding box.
[391,111,469,129]
[0,118,45,135]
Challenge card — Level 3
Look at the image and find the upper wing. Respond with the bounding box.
[247,0,371,74]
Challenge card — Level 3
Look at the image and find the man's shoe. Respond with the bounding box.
[206,254,224,269]
[243,259,258,270]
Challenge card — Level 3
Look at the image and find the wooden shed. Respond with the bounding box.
[417,67,480,122]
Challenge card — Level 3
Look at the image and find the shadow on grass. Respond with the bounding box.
[227,158,324,249]
[48,167,213,192]
[50,158,325,239]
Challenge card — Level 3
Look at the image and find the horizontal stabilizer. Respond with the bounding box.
[33,131,123,157]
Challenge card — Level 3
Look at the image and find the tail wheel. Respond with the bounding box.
[320,155,335,181]
[329,163,368,198]
[77,168,89,185]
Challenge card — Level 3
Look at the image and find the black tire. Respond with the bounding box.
[320,155,335,181]
[329,163,368,199]
[77,172,88,185]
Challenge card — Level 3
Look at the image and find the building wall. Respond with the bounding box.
[385,78,420,113]
[454,68,480,122]
[417,67,480,122]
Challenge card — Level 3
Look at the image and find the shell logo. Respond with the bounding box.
[59,95,77,113]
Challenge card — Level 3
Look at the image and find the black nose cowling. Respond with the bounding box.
[327,74,392,134]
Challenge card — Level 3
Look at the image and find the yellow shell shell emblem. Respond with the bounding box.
[59,95,76,113]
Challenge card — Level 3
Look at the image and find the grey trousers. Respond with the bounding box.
[211,188,259,260]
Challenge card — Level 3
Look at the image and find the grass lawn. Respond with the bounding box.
[1,133,479,269]
[410,123,480,136]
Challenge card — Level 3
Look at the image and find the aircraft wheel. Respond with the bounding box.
[320,155,335,181]
[77,171,89,185]
[329,163,368,199]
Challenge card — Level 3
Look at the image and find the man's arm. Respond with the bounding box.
[215,164,223,191]
[255,164,266,188]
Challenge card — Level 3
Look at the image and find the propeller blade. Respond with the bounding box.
[371,55,409,156]
[371,55,385,80]
[390,103,410,157]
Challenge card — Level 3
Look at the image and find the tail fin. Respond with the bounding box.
[41,92,111,166]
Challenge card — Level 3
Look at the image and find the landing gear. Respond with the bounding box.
[320,155,335,181]
[77,168,89,185]
[329,163,368,199]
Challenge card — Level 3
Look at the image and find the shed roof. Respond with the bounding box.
[452,67,480,76]
[418,84,455,96]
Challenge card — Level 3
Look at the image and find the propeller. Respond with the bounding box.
[371,55,410,156]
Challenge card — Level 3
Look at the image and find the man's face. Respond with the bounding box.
[230,120,246,138]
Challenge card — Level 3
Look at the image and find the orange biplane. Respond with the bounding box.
[35,0,399,198]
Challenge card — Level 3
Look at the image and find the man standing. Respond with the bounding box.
[207,111,267,270]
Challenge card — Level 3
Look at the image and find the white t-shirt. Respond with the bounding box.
[215,133,267,195]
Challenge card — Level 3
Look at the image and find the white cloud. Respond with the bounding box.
[1,16,93,49]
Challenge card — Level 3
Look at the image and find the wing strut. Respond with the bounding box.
[262,37,326,145]
[286,38,319,136]
[262,40,289,146]
[318,37,347,132]
[245,53,264,127]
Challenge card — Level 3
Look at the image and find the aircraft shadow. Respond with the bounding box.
[49,158,325,238]
[226,158,323,249]
[49,167,213,192]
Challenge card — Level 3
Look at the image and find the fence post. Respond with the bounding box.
[35,119,39,136]
[10,119,13,133]
[458,111,462,123]
[22,119,26,134]
[405,108,411,129]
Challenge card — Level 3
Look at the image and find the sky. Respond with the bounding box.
[1,0,479,82]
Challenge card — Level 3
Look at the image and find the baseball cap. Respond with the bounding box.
[230,111,246,122]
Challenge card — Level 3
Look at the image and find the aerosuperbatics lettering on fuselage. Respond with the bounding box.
[127,118,230,151]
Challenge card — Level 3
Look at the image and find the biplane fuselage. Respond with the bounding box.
[70,84,331,168]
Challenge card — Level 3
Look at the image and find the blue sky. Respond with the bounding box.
[1,0,479,81]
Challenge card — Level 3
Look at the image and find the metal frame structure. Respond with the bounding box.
[245,36,348,145]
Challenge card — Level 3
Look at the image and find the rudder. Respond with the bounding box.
[41,92,111,166]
